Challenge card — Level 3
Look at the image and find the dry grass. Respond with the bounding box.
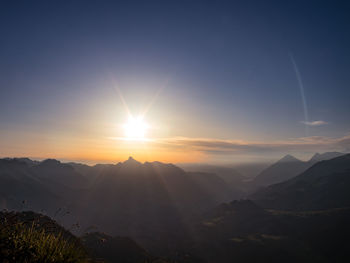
[0,211,88,263]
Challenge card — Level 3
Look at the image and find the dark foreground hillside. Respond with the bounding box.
[0,211,181,263]
[0,211,87,262]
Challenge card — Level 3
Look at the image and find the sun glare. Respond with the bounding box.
[123,116,149,140]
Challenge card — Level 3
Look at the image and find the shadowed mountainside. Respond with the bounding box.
[178,164,245,186]
[252,152,345,187]
[0,159,62,213]
[251,154,350,210]
[77,157,242,256]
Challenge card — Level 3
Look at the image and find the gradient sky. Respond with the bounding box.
[0,0,349,163]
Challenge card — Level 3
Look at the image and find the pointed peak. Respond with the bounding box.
[278,154,300,163]
[122,156,141,166]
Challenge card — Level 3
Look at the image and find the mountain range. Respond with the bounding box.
[252,152,345,187]
[0,156,242,256]
[1,152,350,262]
[251,153,350,210]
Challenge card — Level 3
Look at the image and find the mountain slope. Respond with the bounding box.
[32,159,88,189]
[0,210,175,263]
[253,152,346,187]
[251,154,350,210]
[74,157,239,255]
[309,152,344,163]
[179,164,245,186]
[82,232,154,263]
[0,159,61,212]
[253,154,309,186]
[187,172,242,203]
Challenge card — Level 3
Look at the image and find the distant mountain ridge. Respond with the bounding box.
[0,158,61,212]
[308,152,345,162]
[253,152,345,187]
[0,210,174,263]
[251,154,350,210]
[178,163,247,194]
[0,156,241,256]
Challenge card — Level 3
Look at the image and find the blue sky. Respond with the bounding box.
[0,0,349,163]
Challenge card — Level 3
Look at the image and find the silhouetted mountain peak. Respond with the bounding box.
[124,156,141,164]
[278,154,300,163]
[253,154,306,186]
[121,156,142,167]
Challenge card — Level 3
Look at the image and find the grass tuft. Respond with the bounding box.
[0,212,88,263]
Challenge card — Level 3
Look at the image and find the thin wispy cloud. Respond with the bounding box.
[301,120,329,126]
[157,135,349,153]
[109,134,350,156]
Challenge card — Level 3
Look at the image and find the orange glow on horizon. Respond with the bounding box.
[0,129,206,164]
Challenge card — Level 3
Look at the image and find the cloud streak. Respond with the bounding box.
[301,120,329,126]
[151,134,350,155]
[108,134,349,162]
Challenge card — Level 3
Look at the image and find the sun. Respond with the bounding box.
[123,116,149,140]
